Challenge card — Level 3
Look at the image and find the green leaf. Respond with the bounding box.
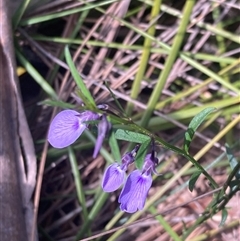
[64,46,96,108]
[135,139,151,169]
[20,0,117,26]
[226,144,240,179]
[184,107,216,153]
[109,131,121,162]
[39,99,75,109]
[68,147,88,219]
[219,208,228,227]
[12,0,31,29]
[114,129,150,143]
[188,171,202,192]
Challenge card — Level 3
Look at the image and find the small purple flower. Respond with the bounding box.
[93,114,111,158]
[48,110,99,148]
[102,145,140,192]
[101,164,125,192]
[118,170,152,213]
[118,152,159,213]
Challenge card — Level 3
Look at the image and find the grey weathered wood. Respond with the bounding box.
[0,0,35,241]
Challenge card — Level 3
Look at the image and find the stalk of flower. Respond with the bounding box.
[48,109,100,148]
[102,145,140,192]
[118,150,161,213]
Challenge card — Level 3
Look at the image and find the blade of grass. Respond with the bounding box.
[64,45,96,108]
[68,147,88,221]
[109,131,121,162]
[12,0,31,29]
[90,3,240,100]
[155,2,240,44]
[15,47,58,99]
[155,59,240,110]
[33,35,237,64]
[141,0,195,126]
[20,0,118,26]
[147,96,240,127]
[126,0,163,115]
[110,12,240,96]
[39,100,75,109]
[75,131,114,239]
[75,192,109,240]
[149,206,182,241]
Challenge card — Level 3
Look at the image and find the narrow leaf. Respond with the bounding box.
[184,107,216,153]
[68,147,88,219]
[109,131,121,162]
[64,46,96,108]
[135,138,151,169]
[15,48,58,99]
[219,208,228,227]
[12,0,31,29]
[114,129,150,143]
[226,144,240,179]
[189,171,202,192]
[40,99,75,109]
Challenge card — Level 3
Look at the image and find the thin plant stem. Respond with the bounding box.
[140,0,196,127]
[68,147,89,222]
[12,0,31,29]
[126,0,163,115]
[149,206,182,241]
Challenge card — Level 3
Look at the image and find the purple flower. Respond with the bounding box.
[101,164,125,192]
[93,114,111,158]
[118,153,159,213]
[48,110,99,148]
[102,145,140,192]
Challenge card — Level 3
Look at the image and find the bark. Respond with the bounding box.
[0,1,36,240]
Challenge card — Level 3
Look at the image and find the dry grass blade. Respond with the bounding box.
[79,187,223,241]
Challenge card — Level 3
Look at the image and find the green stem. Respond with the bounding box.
[12,0,32,29]
[126,0,163,115]
[68,147,88,221]
[182,183,240,240]
[140,0,196,127]
[149,207,182,241]
[75,192,108,240]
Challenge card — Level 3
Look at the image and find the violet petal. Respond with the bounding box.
[48,110,86,148]
[93,114,111,158]
[121,152,135,171]
[118,170,152,213]
[102,164,125,192]
[80,111,99,123]
[142,154,161,176]
[93,134,104,159]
